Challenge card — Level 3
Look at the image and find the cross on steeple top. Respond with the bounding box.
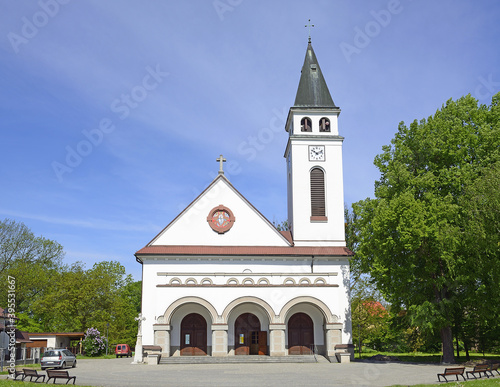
[305,19,314,43]
[216,154,226,174]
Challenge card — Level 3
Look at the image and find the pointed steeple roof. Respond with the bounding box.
[293,41,336,108]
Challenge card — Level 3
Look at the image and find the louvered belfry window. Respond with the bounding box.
[310,168,326,218]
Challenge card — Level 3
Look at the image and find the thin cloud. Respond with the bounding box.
[0,209,158,233]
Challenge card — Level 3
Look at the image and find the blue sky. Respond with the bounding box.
[1,0,499,280]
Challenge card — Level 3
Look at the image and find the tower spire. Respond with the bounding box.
[293,40,336,108]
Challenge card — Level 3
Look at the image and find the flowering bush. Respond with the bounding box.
[82,327,108,356]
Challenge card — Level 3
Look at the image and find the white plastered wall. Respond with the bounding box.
[151,177,289,247]
[140,257,351,346]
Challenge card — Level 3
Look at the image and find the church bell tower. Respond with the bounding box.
[284,40,346,247]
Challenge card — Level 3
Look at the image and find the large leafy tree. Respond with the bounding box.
[1,218,141,346]
[353,93,500,363]
[31,261,136,333]
[0,218,64,313]
[456,161,500,355]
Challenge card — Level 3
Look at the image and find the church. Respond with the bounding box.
[135,39,354,363]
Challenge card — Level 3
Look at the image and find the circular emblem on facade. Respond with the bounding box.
[207,205,235,234]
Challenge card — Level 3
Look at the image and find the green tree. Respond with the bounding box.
[108,280,141,347]
[31,261,134,334]
[0,218,141,346]
[0,218,64,316]
[456,161,500,355]
[352,93,500,363]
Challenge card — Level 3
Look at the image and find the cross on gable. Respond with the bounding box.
[216,154,226,174]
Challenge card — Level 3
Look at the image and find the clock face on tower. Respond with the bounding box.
[309,145,325,161]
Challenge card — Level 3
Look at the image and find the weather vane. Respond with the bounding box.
[305,19,314,43]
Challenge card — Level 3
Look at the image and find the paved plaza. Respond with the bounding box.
[5,357,451,386]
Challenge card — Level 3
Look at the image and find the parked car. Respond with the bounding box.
[41,349,77,370]
[115,344,132,358]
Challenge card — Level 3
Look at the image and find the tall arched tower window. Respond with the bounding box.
[310,168,326,220]
[301,117,312,132]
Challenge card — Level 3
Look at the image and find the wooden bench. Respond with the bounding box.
[46,369,77,385]
[8,368,24,380]
[466,364,491,379]
[487,362,500,377]
[22,368,45,382]
[437,366,465,382]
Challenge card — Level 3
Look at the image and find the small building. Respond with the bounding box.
[0,307,33,363]
[27,332,85,353]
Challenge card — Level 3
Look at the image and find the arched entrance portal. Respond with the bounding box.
[180,313,207,356]
[288,312,314,355]
[234,313,267,355]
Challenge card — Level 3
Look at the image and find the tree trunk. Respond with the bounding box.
[441,325,455,364]
[460,328,470,361]
[463,337,470,361]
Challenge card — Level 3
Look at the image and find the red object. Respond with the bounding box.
[115,344,132,358]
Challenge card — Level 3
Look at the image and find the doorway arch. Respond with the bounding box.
[180,313,207,356]
[288,312,314,355]
[234,313,266,355]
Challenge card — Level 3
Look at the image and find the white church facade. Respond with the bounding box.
[135,40,354,362]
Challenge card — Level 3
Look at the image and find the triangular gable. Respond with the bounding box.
[147,174,291,247]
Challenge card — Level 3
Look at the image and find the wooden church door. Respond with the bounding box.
[180,313,207,356]
[234,313,266,355]
[288,312,314,355]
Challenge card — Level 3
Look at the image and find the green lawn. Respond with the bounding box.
[391,380,500,387]
[357,350,500,364]
[75,353,119,360]
[0,380,95,387]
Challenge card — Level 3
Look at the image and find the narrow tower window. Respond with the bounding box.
[310,168,326,220]
[319,117,330,132]
[301,117,312,132]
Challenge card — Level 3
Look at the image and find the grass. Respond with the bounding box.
[0,379,95,387]
[1,378,498,387]
[357,350,500,364]
[391,380,500,387]
[75,353,119,360]
[0,353,122,375]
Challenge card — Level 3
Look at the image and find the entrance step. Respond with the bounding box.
[159,355,326,364]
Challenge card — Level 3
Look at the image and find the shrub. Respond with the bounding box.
[82,327,108,356]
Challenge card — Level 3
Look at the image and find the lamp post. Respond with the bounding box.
[1,309,8,372]
[106,323,110,356]
[358,323,361,358]
[1,311,4,372]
